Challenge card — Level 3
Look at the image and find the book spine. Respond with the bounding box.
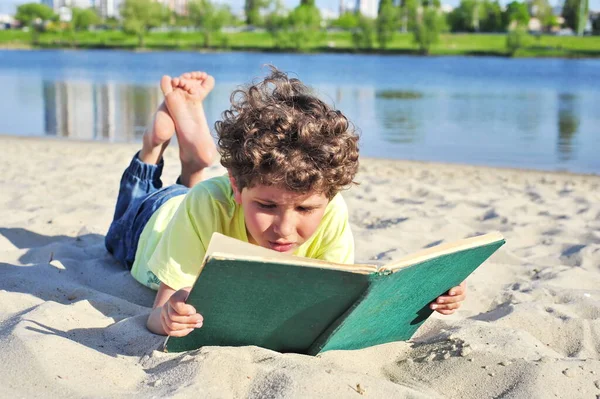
[306,274,380,356]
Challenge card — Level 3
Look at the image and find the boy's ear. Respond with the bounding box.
[229,173,242,204]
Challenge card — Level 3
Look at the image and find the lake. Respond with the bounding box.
[0,49,599,174]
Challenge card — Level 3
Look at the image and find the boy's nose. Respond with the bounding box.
[274,211,295,238]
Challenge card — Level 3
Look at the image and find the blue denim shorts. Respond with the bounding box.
[105,152,189,269]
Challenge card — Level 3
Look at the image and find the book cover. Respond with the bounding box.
[164,232,505,354]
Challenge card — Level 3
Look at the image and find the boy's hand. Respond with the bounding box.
[430,281,467,315]
[160,288,204,337]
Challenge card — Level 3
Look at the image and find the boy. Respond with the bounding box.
[105,68,466,338]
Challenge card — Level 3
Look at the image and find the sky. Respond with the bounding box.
[1,0,599,16]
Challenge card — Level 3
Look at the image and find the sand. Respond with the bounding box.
[1,136,599,398]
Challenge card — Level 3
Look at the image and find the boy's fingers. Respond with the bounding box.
[444,302,461,310]
[430,302,461,311]
[169,301,196,317]
[168,290,195,315]
[166,304,203,324]
[436,309,456,315]
[168,328,195,337]
[439,302,462,310]
[449,282,467,296]
[436,293,466,304]
[161,311,197,331]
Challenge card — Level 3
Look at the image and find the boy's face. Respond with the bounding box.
[230,177,329,253]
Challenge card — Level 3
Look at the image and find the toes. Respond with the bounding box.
[182,72,191,79]
[172,77,181,87]
[190,71,207,80]
[181,79,193,93]
[160,75,173,96]
[202,75,215,90]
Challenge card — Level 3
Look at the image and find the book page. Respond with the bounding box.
[205,233,377,275]
[380,232,505,273]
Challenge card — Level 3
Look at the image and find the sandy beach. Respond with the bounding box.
[1,136,599,398]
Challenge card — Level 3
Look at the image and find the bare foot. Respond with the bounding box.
[162,71,217,171]
[139,76,177,164]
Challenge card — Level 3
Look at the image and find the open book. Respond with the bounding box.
[163,232,505,355]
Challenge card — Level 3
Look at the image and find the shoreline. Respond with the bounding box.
[2,44,599,60]
[2,33,600,59]
[2,134,598,179]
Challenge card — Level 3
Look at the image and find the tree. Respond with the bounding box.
[399,0,419,32]
[15,3,55,27]
[562,0,589,36]
[448,0,476,31]
[448,0,505,32]
[413,6,445,54]
[188,0,233,47]
[377,0,398,48]
[592,12,600,35]
[265,0,323,51]
[120,0,168,47]
[265,11,290,48]
[503,1,530,28]
[265,0,292,48]
[104,16,120,30]
[506,25,527,55]
[479,1,503,32]
[245,0,271,26]
[71,8,101,31]
[287,4,322,50]
[352,16,375,49]
[331,12,360,29]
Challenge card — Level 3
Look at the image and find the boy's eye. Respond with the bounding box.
[297,206,314,214]
[257,202,276,209]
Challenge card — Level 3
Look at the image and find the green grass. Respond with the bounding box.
[1,29,599,58]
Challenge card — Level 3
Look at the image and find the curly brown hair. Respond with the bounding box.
[216,67,359,199]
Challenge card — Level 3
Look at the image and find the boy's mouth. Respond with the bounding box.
[268,241,294,252]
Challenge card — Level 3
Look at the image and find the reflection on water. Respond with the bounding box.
[43,80,160,141]
[375,95,421,144]
[514,94,543,142]
[36,80,585,166]
[557,93,579,161]
[36,80,588,171]
[376,90,424,100]
[2,50,599,173]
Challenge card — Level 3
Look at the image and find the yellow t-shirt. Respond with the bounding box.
[131,175,354,291]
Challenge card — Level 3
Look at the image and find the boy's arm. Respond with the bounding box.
[147,283,203,336]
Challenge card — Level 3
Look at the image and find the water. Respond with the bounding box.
[1,49,599,174]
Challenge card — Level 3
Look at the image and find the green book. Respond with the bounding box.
[163,232,505,355]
